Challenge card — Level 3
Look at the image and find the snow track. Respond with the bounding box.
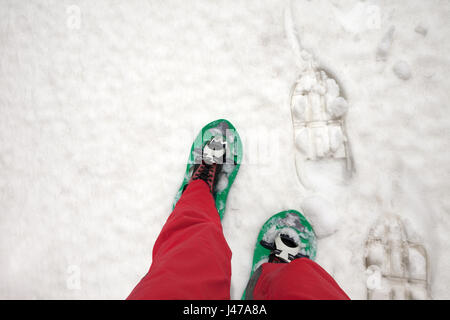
[365,215,430,300]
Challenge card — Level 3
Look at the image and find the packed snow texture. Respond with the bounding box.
[0,0,449,299]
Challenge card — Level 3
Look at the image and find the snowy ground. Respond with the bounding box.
[0,0,449,299]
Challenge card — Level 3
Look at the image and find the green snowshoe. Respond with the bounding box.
[172,119,243,220]
[242,210,317,299]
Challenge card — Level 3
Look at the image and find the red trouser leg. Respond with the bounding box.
[127,180,232,300]
[252,259,350,300]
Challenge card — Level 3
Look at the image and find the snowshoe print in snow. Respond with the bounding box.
[242,210,317,299]
[284,2,355,188]
[290,66,355,180]
[172,119,243,220]
[365,215,430,300]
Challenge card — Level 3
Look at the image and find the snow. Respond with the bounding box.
[300,195,338,239]
[215,174,228,193]
[376,26,395,61]
[408,247,427,280]
[0,0,449,300]
[327,97,349,119]
[415,25,428,37]
[393,60,412,80]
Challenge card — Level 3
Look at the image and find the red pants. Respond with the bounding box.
[127,180,349,300]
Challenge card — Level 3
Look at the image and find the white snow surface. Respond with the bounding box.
[393,60,412,80]
[0,0,449,299]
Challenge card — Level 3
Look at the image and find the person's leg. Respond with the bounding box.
[127,179,232,300]
[246,259,350,300]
